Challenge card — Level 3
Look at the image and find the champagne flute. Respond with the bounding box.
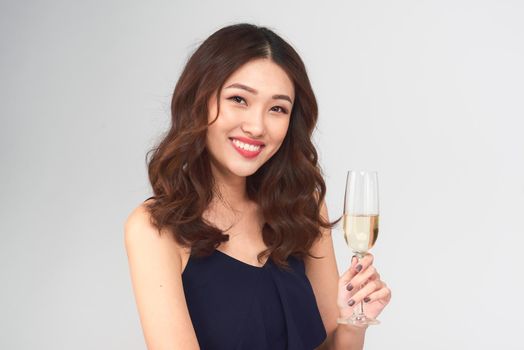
[340,170,380,326]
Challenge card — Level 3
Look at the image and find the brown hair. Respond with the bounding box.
[144,23,340,270]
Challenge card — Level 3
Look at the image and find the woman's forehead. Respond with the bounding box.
[222,59,294,98]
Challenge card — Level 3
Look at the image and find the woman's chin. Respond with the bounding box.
[229,168,259,178]
[209,155,266,179]
[226,161,263,178]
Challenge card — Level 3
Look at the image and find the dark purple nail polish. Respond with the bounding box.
[364,297,371,303]
[355,264,363,272]
[346,283,353,291]
[348,299,355,307]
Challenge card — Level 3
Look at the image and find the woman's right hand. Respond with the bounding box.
[336,253,391,322]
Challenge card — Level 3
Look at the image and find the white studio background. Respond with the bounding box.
[1,0,523,349]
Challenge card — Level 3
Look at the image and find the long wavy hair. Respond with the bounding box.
[144,23,340,270]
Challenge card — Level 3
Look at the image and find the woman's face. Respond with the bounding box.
[206,58,295,179]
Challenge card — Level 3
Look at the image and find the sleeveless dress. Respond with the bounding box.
[181,249,327,350]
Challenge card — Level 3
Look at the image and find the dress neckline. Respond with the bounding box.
[214,249,270,269]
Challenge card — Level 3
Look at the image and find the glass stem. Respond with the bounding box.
[354,253,366,320]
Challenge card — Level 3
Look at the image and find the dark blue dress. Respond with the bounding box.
[182,249,327,350]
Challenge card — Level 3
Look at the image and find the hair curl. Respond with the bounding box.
[143,23,340,270]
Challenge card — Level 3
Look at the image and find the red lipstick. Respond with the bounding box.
[229,136,265,146]
[229,137,265,159]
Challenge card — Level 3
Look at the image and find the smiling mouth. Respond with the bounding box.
[229,138,265,158]
[229,138,265,150]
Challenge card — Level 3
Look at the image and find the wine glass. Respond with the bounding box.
[339,170,380,326]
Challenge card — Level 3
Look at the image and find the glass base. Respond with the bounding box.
[337,314,380,327]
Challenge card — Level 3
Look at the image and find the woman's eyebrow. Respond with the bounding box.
[225,83,293,104]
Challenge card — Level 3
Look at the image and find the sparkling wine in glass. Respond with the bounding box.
[341,170,380,326]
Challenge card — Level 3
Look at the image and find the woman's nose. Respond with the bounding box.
[241,108,265,137]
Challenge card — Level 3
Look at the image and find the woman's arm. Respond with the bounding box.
[124,203,200,350]
[306,200,367,350]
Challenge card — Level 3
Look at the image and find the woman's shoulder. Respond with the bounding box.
[123,199,200,349]
[124,198,157,239]
[123,199,188,271]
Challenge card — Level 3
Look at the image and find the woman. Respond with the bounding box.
[124,23,391,350]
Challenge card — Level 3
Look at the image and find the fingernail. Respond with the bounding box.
[346,283,353,291]
[364,297,371,303]
[348,299,355,307]
[351,255,357,265]
[355,264,363,272]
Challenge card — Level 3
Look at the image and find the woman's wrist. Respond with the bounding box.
[336,320,368,334]
[331,319,367,350]
[336,310,369,334]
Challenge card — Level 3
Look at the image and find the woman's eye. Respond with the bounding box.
[228,96,288,114]
[228,96,246,105]
[271,106,288,114]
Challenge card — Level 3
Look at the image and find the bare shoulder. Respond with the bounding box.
[124,200,158,237]
[124,200,163,238]
[124,200,189,268]
[123,200,199,349]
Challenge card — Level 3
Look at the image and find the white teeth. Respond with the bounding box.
[232,139,261,152]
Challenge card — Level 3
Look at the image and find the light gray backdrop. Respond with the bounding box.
[1,0,523,349]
